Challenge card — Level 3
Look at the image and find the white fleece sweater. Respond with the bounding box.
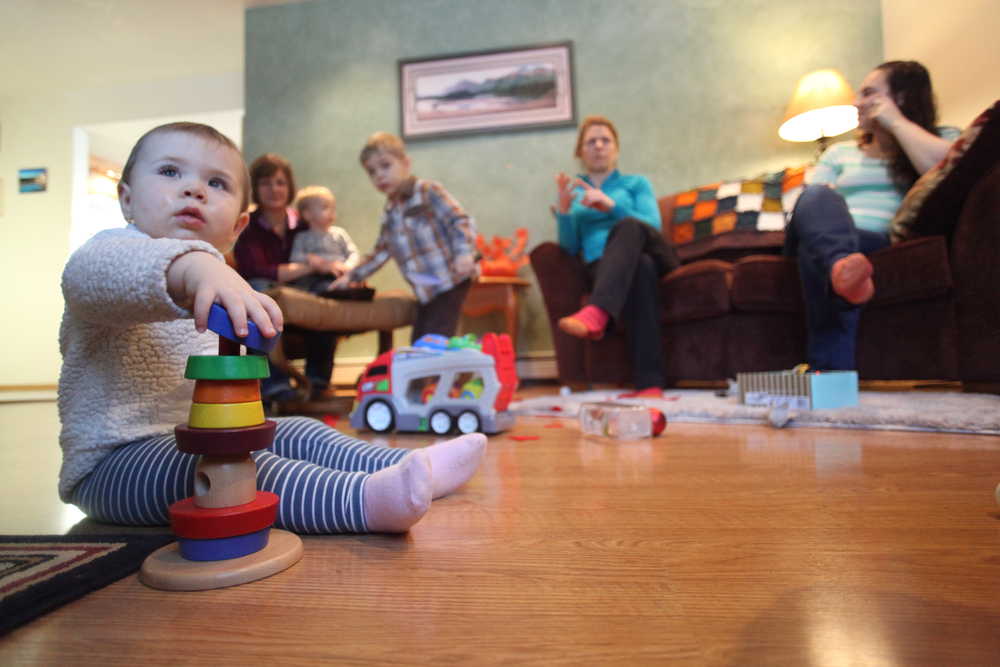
[58,225,223,501]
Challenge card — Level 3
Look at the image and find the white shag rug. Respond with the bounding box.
[509,389,1000,435]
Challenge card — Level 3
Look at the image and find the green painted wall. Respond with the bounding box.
[245,0,882,360]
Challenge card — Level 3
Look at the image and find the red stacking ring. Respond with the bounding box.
[169,491,279,539]
[175,420,277,456]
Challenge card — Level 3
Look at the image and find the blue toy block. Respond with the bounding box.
[177,527,271,561]
[207,303,280,353]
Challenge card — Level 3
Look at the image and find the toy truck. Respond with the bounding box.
[350,333,517,435]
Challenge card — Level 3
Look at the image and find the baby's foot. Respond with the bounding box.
[424,433,487,499]
[363,450,432,533]
[831,253,874,305]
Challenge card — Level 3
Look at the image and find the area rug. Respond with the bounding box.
[510,389,1000,435]
[0,533,174,636]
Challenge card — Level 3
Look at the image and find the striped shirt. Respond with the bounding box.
[809,127,960,233]
[289,226,360,269]
[349,177,477,304]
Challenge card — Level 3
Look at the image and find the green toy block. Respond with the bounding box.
[184,355,270,380]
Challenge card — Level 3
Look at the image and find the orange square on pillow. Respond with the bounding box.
[783,167,805,191]
[693,200,718,220]
[712,212,737,234]
[675,190,698,206]
[672,222,694,245]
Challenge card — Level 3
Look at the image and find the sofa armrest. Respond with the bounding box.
[529,242,590,384]
[950,162,1000,383]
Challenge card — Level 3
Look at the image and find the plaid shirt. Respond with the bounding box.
[350,177,478,304]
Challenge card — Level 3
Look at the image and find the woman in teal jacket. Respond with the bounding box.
[555,115,680,393]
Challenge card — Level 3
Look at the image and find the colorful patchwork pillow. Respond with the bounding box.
[890,100,999,243]
[668,167,805,246]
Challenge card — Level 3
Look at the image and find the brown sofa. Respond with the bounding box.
[531,104,1000,390]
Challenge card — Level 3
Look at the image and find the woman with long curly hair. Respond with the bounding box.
[783,61,958,370]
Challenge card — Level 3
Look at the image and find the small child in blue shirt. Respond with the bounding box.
[288,185,361,295]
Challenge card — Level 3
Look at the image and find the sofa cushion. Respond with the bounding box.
[867,236,952,306]
[730,255,803,313]
[661,166,805,263]
[891,99,1000,242]
[661,259,732,323]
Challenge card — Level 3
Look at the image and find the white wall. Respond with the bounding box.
[0,2,247,386]
[882,0,1000,128]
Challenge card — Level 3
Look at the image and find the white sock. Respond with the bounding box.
[363,450,432,533]
[424,433,487,499]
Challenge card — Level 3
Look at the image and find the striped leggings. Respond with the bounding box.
[71,417,409,534]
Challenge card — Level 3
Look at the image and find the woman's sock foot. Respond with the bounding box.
[425,433,487,499]
[363,451,432,533]
[558,305,608,341]
[831,253,874,305]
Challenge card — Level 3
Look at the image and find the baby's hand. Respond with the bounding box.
[166,251,283,338]
[306,254,328,273]
[329,273,353,291]
[329,260,349,277]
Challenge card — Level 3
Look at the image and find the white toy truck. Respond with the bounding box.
[350,333,517,435]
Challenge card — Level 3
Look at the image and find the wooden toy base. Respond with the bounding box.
[139,529,303,591]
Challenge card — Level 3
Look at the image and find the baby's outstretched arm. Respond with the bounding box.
[166,251,283,338]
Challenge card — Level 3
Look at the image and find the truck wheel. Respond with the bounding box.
[364,399,395,433]
[429,410,453,435]
[456,410,481,434]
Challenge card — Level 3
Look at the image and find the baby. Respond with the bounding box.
[58,122,485,533]
[288,185,361,295]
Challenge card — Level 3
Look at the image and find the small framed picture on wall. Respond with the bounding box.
[399,41,576,141]
[19,168,48,193]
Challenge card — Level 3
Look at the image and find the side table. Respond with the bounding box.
[461,276,531,350]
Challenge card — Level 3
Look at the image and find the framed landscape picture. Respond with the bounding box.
[399,41,576,141]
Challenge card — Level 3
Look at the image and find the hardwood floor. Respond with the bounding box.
[2,397,999,664]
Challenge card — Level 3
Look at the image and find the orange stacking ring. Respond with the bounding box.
[192,379,261,404]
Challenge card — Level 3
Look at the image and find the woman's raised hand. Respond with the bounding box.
[574,179,614,212]
[865,92,906,133]
[555,172,575,214]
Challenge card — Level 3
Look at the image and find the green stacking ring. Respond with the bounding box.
[184,355,270,380]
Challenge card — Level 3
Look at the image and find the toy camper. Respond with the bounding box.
[350,333,517,435]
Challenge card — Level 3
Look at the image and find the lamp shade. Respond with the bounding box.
[778,69,859,142]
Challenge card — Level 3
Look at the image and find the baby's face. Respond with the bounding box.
[303,197,336,230]
[119,131,249,251]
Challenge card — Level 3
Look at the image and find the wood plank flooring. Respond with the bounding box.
[2,398,999,664]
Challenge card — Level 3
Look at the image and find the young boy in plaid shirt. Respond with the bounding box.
[332,132,478,341]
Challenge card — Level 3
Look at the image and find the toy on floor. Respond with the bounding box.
[140,304,303,591]
[578,402,667,440]
[351,333,517,435]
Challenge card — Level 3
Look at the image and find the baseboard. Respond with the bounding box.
[0,385,58,403]
[330,351,559,386]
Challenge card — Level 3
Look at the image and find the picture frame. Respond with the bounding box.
[398,41,576,141]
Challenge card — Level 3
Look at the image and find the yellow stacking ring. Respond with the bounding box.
[188,401,265,429]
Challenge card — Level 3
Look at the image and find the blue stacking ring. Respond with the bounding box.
[177,527,271,561]
[207,303,280,353]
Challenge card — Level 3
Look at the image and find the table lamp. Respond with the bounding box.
[778,68,859,156]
